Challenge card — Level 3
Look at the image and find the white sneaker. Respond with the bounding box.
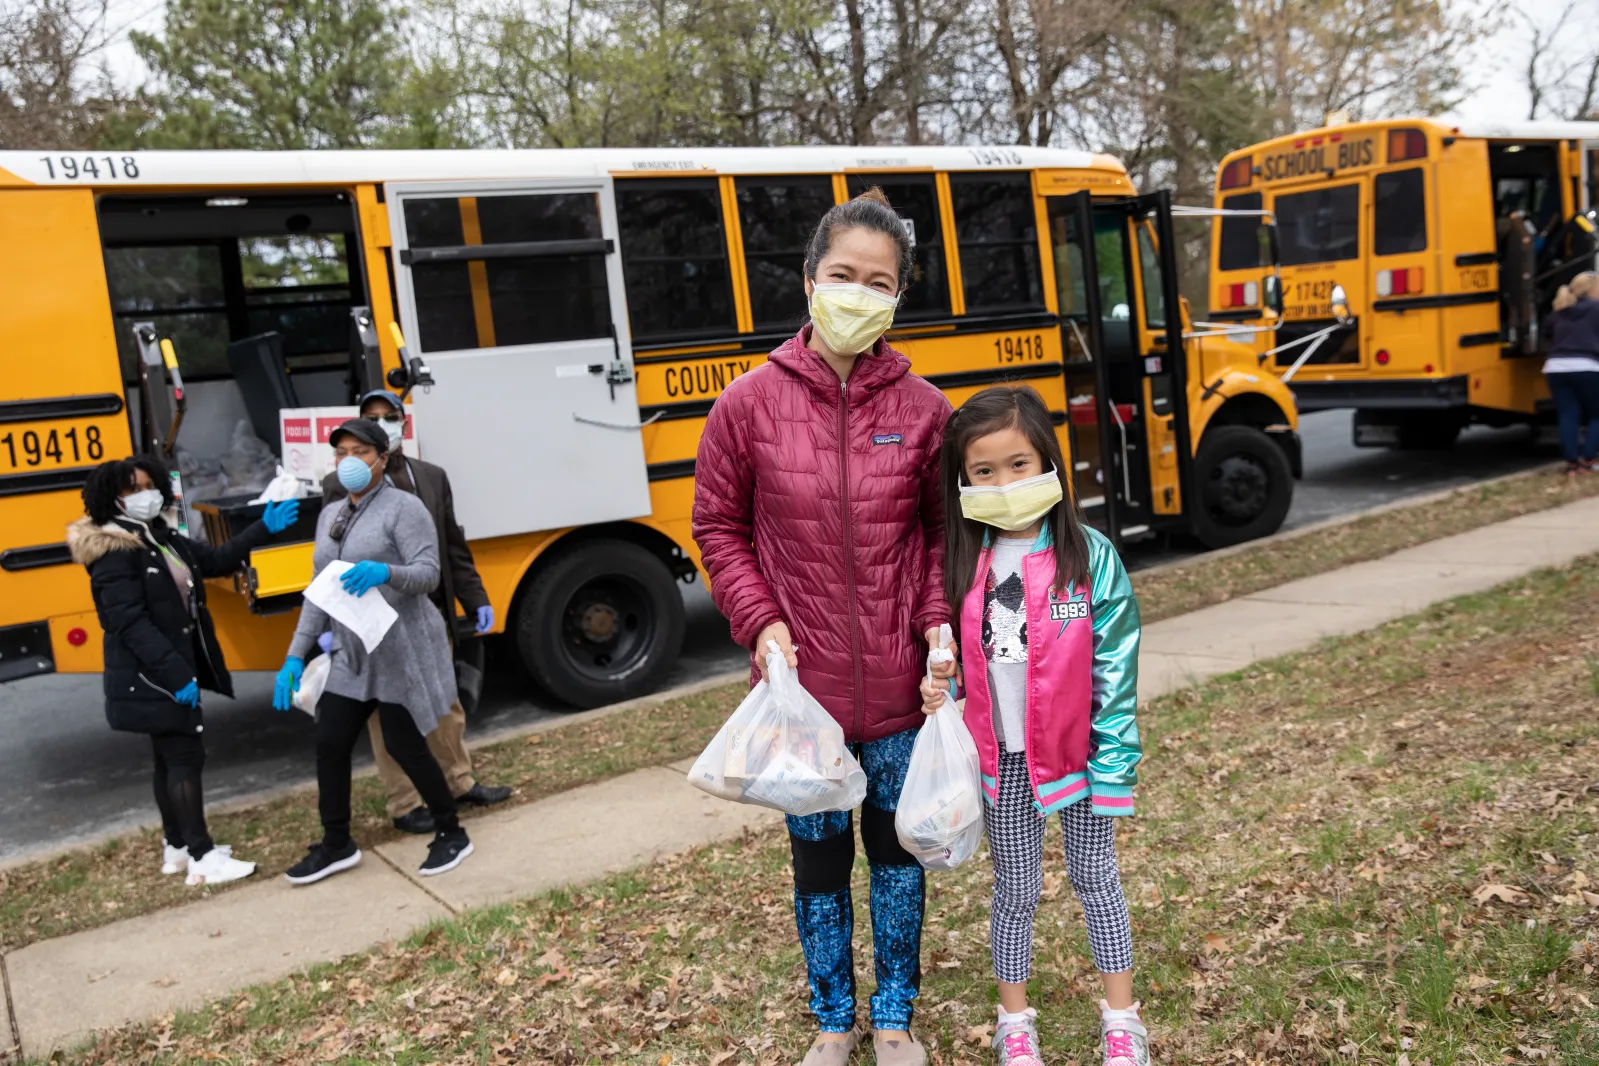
[160,842,232,875]
[185,847,256,886]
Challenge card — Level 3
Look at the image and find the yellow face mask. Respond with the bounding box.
[809,283,898,355]
[958,468,1064,531]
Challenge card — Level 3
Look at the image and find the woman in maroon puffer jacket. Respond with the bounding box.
[693,189,953,1066]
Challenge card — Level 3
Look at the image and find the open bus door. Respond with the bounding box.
[1044,190,1190,546]
[384,177,651,541]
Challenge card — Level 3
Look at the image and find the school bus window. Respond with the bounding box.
[616,178,735,341]
[949,172,1044,314]
[736,176,834,331]
[847,174,950,318]
[105,244,230,383]
[240,235,352,370]
[1217,191,1264,271]
[1373,169,1427,256]
[1136,223,1164,330]
[404,193,614,352]
[1274,183,1360,265]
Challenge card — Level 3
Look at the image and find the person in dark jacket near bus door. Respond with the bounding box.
[67,454,300,887]
[693,189,955,1066]
[319,389,511,834]
[1545,271,1599,476]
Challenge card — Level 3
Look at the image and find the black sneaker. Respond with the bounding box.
[419,828,473,877]
[455,782,513,806]
[284,840,362,886]
[392,806,436,834]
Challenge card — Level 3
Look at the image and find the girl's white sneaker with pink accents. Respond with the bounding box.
[1099,1002,1149,1066]
[992,1007,1045,1066]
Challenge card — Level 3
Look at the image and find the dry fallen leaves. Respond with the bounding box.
[1473,883,1531,906]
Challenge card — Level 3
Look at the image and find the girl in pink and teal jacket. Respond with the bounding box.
[919,385,1146,1066]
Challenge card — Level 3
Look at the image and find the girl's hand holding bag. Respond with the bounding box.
[895,625,984,870]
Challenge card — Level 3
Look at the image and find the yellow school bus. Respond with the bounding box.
[1210,118,1599,448]
[0,146,1298,707]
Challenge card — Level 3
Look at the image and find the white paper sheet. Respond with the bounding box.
[303,559,397,653]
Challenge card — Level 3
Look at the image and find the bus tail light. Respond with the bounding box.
[1375,349,1390,365]
[1376,267,1423,297]
[1218,157,1253,190]
[1387,127,1427,162]
[1219,281,1258,309]
[67,627,88,646]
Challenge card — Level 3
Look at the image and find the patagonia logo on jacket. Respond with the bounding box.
[872,433,903,445]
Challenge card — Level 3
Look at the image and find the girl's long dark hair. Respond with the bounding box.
[940,386,1090,617]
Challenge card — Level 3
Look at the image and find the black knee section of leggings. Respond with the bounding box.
[861,803,918,867]
[790,826,854,895]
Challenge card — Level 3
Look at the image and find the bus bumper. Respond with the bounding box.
[1289,375,1469,413]
[0,621,53,682]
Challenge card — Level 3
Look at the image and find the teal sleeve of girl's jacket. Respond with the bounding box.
[1084,526,1142,814]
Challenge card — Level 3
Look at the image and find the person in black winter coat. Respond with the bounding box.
[1545,272,1599,475]
[66,454,299,887]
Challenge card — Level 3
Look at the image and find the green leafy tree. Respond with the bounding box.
[129,0,408,148]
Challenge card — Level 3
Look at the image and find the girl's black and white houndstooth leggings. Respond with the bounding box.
[985,750,1134,982]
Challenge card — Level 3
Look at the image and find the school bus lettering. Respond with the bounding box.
[1260,138,1374,182]
[995,334,1047,363]
[663,358,754,399]
[37,155,140,180]
[1458,267,1492,291]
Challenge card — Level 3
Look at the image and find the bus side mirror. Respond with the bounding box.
[1330,284,1353,325]
[1260,221,1280,268]
[1264,274,1284,315]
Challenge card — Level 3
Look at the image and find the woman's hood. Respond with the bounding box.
[66,516,145,565]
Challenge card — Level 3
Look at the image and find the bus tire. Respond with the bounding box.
[515,538,685,710]
[1191,424,1293,549]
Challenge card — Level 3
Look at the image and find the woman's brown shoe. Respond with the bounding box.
[801,1029,862,1066]
[872,1030,927,1066]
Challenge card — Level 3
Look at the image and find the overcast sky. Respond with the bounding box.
[96,0,1597,132]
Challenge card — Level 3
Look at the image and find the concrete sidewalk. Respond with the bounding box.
[7,494,1599,1061]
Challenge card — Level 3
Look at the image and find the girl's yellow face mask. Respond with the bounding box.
[808,283,898,355]
[958,467,1063,531]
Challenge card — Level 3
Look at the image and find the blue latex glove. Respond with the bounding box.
[174,679,200,708]
[273,656,304,711]
[316,631,333,654]
[340,560,390,598]
[475,604,494,634]
[261,498,300,534]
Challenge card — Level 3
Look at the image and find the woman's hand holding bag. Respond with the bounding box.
[895,626,984,870]
[687,641,867,815]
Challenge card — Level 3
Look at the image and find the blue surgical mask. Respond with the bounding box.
[336,455,375,493]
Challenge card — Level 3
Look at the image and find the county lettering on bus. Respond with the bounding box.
[660,358,758,399]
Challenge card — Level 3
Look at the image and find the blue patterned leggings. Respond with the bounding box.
[786,725,924,1033]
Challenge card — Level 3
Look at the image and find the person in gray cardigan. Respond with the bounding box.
[271,418,473,884]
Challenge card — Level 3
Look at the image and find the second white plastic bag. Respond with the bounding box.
[895,627,983,870]
[686,641,867,816]
[293,653,332,716]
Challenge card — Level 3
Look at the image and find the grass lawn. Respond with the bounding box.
[36,554,1599,1065]
[1,465,1593,956]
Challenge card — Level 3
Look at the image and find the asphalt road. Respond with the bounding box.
[0,409,1552,863]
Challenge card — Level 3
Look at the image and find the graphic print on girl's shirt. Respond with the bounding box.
[982,564,1028,663]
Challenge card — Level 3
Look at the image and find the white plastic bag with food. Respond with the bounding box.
[895,625,983,870]
[248,464,306,505]
[293,653,332,715]
[686,641,867,815]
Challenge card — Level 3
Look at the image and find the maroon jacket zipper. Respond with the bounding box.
[838,377,866,739]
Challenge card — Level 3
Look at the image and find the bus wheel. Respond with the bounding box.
[1192,425,1293,549]
[515,538,685,710]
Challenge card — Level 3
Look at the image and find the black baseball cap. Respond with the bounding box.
[328,418,390,452]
